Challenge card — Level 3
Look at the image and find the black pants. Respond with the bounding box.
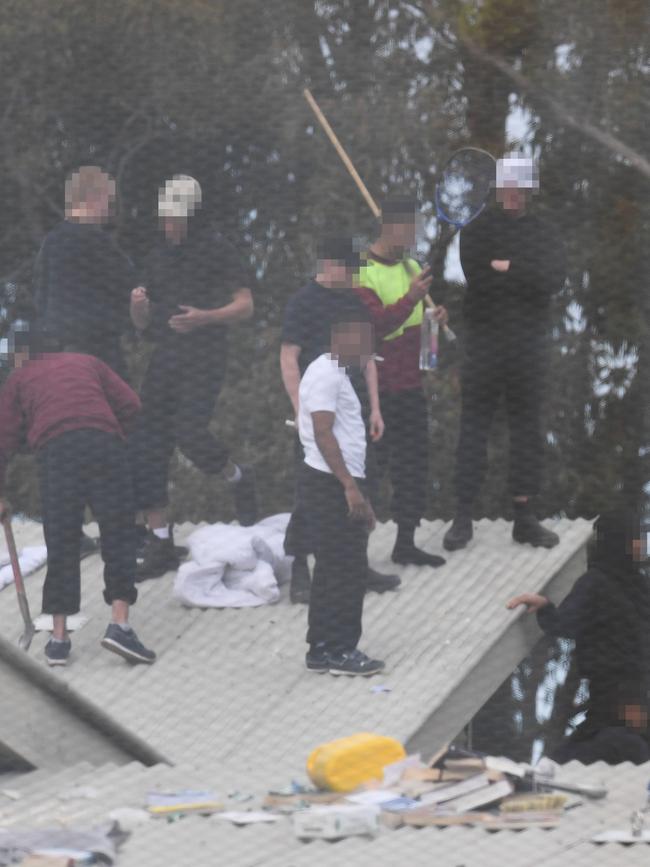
[372,387,428,528]
[37,429,138,615]
[455,337,544,507]
[553,726,650,765]
[130,344,229,511]
[299,465,368,652]
[285,434,379,559]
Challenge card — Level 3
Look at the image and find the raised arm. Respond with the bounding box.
[280,343,302,418]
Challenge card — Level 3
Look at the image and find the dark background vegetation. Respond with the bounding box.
[0,0,648,760]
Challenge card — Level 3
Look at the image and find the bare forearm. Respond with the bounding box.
[364,359,380,414]
[202,290,254,325]
[280,358,301,416]
[315,429,355,489]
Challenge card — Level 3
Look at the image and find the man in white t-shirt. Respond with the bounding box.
[299,310,385,677]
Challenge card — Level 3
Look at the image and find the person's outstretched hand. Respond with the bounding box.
[506,592,549,613]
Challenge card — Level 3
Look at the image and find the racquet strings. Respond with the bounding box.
[436,148,495,227]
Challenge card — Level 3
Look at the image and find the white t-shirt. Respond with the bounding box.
[298,353,366,479]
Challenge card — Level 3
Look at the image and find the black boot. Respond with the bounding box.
[232,465,258,527]
[443,511,474,552]
[365,567,401,593]
[512,501,559,549]
[136,531,180,581]
[392,524,446,568]
[136,524,188,560]
[290,556,311,604]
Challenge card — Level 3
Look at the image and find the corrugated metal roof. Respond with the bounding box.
[1,758,648,866]
[0,516,592,779]
[1,512,648,864]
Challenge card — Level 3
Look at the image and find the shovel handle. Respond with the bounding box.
[2,515,26,595]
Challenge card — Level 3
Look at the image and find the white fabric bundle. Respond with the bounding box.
[173,514,293,609]
[0,546,48,591]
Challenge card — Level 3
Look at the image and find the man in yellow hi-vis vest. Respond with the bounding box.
[355,198,447,568]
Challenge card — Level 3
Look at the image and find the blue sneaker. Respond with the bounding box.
[101,624,156,665]
[45,637,71,667]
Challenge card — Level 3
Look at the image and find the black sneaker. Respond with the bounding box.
[136,532,180,581]
[513,513,560,548]
[80,532,100,561]
[290,557,311,604]
[136,525,188,560]
[233,465,258,527]
[101,623,156,665]
[443,515,473,552]
[305,644,329,673]
[327,649,385,677]
[365,567,401,593]
[45,637,71,667]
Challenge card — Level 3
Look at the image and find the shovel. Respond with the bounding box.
[2,515,35,650]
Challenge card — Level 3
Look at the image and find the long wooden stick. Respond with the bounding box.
[303,88,456,336]
[304,88,382,219]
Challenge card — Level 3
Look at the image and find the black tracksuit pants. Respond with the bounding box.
[300,464,368,652]
[372,387,428,529]
[37,429,138,615]
[130,344,229,511]
[455,336,544,507]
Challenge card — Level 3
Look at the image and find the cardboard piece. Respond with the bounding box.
[293,804,380,840]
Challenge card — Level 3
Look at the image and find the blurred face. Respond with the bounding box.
[496,186,529,213]
[331,321,374,369]
[631,534,648,562]
[316,259,356,290]
[161,216,189,243]
[383,218,417,252]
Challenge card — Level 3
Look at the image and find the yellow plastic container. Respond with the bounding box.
[307,733,406,793]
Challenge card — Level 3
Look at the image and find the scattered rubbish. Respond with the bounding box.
[307,733,406,793]
[146,790,222,816]
[20,857,73,867]
[382,754,422,788]
[0,789,21,801]
[293,804,380,840]
[345,790,401,806]
[216,811,282,825]
[592,829,650,843]
[370,685,391,694]
[0,826,118,865]
[227,791,254,804]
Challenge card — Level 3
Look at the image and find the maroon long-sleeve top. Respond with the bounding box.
[0,353,141,494]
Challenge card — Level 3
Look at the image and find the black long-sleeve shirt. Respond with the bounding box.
[459,206,566,341]
[537,566,650,727]
[33,220,135,373]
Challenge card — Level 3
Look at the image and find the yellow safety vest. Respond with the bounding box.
[358,256,423,341]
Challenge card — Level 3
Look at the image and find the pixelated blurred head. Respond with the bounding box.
[0,319,32,369]
[330,308,374,369]
[594,508,648,566]
[379,197,421,249]
[316,237,360,289]
[65,166,115,222]
[495,154,538,212]
[158,175,202,221]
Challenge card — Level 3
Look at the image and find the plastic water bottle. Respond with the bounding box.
[419,308,439,371]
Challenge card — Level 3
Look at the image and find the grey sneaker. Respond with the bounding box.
[101,624,156,665]
[45,637,71,667]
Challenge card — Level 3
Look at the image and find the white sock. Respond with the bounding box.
[226,464,242,484]
[112,621,132,632]
[152,527,170,540]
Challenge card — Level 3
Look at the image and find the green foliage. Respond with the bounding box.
[0,0,647,759]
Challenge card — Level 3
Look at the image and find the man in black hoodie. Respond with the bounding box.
[444,155,566,551]
[507,509,650,765]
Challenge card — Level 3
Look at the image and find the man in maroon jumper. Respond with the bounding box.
[0,326,155,667]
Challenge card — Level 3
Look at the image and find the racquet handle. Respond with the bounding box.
[424,295,457,342]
